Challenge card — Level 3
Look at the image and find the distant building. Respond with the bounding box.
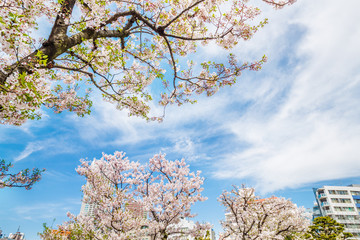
[6,232,25,240]
[79,181,96,217]
[313,184,360,239]
[127,201,147,219]
[312,202,321,219]
[0,227,25,240]
[169,218,196,240]
[79,195,147,218]
[79,196,95,216]
[301,207,314,222]
[167,218,215,240]
[209,229,216,240]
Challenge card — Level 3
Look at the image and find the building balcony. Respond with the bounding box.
[344,228,360,233]
[321,202,329,207]
[337,219,360,224]
[334,211,357,215]
[318,193,327,199]
[332,202,355,207]
[324,210,333,214]
[353,195,360,200]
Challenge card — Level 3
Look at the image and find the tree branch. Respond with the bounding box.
[48,0,77,44]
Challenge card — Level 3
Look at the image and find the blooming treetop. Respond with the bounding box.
[0,0,295,125]
[41,151,208,240]
[219,186,309,240]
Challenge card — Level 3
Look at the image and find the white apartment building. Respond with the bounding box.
[313,184,360,239]
[79,196,147,218]
[79,198,95,217]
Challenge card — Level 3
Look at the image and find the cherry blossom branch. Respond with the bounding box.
[48,0,77,43]
[161,0,205,29]
[0,0,296,125]
[219,186,308,239]
[0,159,45,190]
[262,0,296,9]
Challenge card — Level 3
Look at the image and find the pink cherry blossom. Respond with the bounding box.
[0,159,45,190]
[219,186,309,240]
[0,0,295,125]
[41,151,209,240]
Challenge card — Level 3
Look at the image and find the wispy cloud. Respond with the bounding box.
[14,142,44,162]
[71,89,229,148]
[160,137,210,162]
[212,0,360,193]
[14,136,80,162]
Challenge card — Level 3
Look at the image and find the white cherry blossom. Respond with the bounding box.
[0,0,295,125]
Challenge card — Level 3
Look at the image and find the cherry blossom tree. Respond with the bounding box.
[40,151,209,240]
[0,159,45,190]
[0,0,295,125]
[219,186,309,240]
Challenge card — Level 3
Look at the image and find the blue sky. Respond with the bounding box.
[2,0,360,239]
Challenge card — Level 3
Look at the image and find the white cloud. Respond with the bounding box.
[160,137,209,162]
[212,0,360,193]
[14,137,79,162]
[72,90,229,147]
[173,138,195,155]
[14,142,44,162]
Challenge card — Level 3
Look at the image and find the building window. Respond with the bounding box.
[335,215,360,220]
[329,190,349,195]
[351,191,360,196]
[345,224,360,229]
[334,207,355,212]
[331,198,352,203]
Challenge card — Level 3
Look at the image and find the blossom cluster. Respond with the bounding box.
[0,0,295,125]
[39,152,311,240]
[219,186,310,240]
[42,151,208,240]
